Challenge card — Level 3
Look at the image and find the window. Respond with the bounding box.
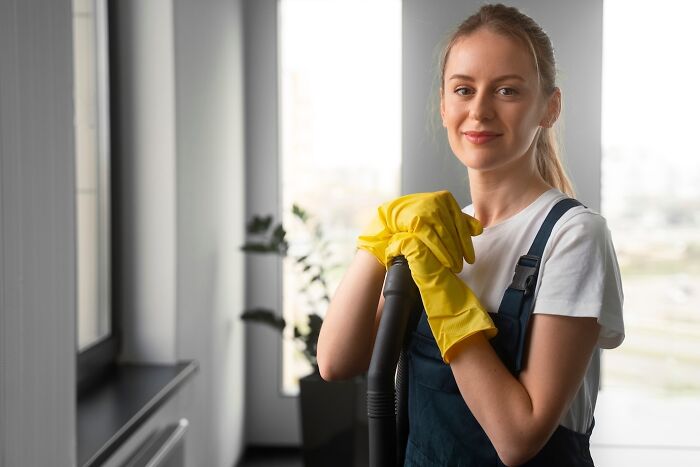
[601,0,700,396]
[599,0,700,458]
[278,0,402,394]
[73,0,118,392]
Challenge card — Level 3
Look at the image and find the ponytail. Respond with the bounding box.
[535,127,574,197]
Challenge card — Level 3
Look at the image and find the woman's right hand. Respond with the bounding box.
[356,190,482,272]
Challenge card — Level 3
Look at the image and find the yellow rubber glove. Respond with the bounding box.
[357,191,481,271]
[357,191,497,363]
[386,233,497,362]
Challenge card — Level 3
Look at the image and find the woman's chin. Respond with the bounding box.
[453,153,503,172]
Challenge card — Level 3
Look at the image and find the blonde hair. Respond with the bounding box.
[440,3,575,197]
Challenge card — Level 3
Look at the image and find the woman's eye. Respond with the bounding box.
[497,87,517,96]
[455,87,473,96]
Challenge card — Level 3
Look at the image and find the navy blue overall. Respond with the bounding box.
[404,198,596,467]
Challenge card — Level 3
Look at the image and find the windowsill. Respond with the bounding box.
[76,360,198,467]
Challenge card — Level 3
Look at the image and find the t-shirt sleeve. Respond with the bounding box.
[533,211,625,349]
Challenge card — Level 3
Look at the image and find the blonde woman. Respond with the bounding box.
[318,4,624,466]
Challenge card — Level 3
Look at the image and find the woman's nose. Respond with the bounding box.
[469,93,495,121]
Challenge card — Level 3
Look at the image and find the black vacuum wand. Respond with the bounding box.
[367,255,421,467]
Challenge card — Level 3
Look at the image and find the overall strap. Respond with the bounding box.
[495,197,583,374]
[527,198,584,257]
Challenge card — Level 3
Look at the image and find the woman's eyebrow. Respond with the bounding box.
[448,73,526,82]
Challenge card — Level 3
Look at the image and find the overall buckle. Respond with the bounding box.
[510,255,540,295]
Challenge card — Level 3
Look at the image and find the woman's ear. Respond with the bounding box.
[540,87,561,128]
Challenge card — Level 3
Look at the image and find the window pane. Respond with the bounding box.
[73,0,111,351]
[602,1,700,394]
[279,0,401,394]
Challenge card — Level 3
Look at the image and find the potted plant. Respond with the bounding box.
[241,205,367,467]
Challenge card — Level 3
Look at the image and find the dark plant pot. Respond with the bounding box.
[298,370,368,467]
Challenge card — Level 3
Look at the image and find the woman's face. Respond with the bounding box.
[440,27,559,173]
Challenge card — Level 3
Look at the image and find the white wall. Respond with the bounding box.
[173,0,247,464]
[0,0,77,465]
[242,0,301,446]
[402,0,603,210]
[115,0,179,365]
[112,0,246,465]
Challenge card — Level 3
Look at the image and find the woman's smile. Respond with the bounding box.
[463,131,503,145]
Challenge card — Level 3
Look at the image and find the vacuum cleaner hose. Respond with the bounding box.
[367,256,420,467]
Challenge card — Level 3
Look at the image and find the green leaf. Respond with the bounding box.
[271,225,289,255]
[240,243,278,254]
[292,204,309,223]
[272,224,287,240]
[303,314,323,358]
[241,308,286,332]
[246,215,273,234]
[308,313,323,333]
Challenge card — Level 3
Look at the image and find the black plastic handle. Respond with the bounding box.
[367,256,420,467]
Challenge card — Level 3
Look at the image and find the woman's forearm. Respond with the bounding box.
[449,315,600,466]
[317,249,386,381]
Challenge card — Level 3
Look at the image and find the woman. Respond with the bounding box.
[317,4,624,466]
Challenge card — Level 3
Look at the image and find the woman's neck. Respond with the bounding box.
[468,167,552,228]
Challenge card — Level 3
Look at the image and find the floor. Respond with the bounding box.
[236,447,303,467]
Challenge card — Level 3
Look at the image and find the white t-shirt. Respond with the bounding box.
[459,188,625,433]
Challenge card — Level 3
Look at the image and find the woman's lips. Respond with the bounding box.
[464,131,502,145]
